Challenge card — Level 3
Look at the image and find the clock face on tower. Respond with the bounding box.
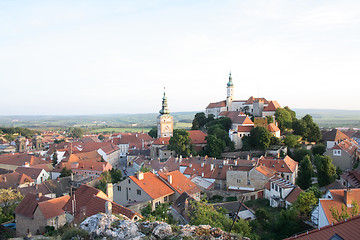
[162,123,172,132]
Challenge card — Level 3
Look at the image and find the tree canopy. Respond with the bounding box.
[248,127,271,150]
[275,108,293,132]
[294,191,318,219]
[205,135,226,158]
[148,127,157,138]
[296,155,313,190]
[0,188,23,223]
[168,129,193,157]
[315,155,337,187]
[69,127,84,139]
[284,134,300,148]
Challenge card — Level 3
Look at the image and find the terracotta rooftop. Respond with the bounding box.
[258,155,298,174]
[15,167,44,179]
[130,172,174,200]
[267,123,280,132]
[284,186,303,203]
[322,129,349,142]
[263,101,281,112]
[187,130,207,145]
[158,170,201,196]
[285,215,360,240]
[0,171,34,189]
[38,195,70,219]
[0,153,46,167]
[237,126,254,132]
[219,111,254,125]
[331,139,360,156]
[206,100,226,109]
[153,137,171,145]
[244,96,269,105]
[15,193,51,219]
[255,165,276,178]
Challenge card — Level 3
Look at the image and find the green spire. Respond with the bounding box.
[159,87,170,115]
[227,71,233,87]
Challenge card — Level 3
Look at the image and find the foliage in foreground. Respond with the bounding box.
[0,188,23,224]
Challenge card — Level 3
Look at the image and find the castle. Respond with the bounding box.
[205,72,280,119]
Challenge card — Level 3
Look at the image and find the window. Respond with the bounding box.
[117,186,121,191]
[247,180,251,185]
[275,185,278,192]
[272,183,274,189]
[333,150,341,156]
[128,180,131,184]
[237,179,241,183]
[286,175,289,181]
[137,189,141,195]
[164,196,168,201]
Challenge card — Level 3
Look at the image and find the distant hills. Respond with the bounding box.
[0,109,359,129]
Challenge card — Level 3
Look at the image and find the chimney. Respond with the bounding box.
[105,201,112,214]
[202,172,204,177]
[167,174,173,184]
[137,171,144,180]
[71,173,74,181]
[201,162,204,168]
[247,155,250,160]
[107,183,113,201]
[234,160,238,166]
[210,164,214,171]
[23,162,30,167]
[141,139,144,150]
[277,152,280,158]
[344,189,354,207]
[179,155,182,163]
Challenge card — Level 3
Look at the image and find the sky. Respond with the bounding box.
[1,0,360,115]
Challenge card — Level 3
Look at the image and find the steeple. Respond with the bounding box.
[227,71,234,87]
[159,87,170,115]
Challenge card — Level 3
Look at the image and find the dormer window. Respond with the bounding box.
[333,149,341,156]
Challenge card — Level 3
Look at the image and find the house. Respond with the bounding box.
[15,193,70,237]
[171,192,196,224]
[285,215,360,240]
[62,184,141,223]
[324,138,360,171]
[212,201,256,220]
[226,165,276,192]
[257,155,298,184]
[0,171,35,189]
[267,123,281,138]
[262,101,281,117]
[113,171,175,211]
[322,129,350,149]
[264,176,303,208]
[15,167,50,184]
[111,132,153,157]
[150,137,173,160]
[54,161,112,178]
[187,130,207,153]
[340,169,360,188]
[158,170,201,201]
[0,153,48,171]
[311,188,360,228]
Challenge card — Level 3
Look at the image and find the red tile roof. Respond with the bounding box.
[322,129,349,142]
[244,96,269,105]
[258,156,298,174]
[0,153,46,167]
[254,165,276,178]
[158,170,201,195]
[284,186,303,203]
[219,111,254,125]
[15,193,51,219]
[237,126,254,132]
[267,123,280,132]
[153,137,171,145]
[285,215,360,240]
[331,139,360,156]
[206,101,226,109]
[187,130,207,144]
[63,184,140,221]
[38,195,70,219]
[263,101,281,112]
[0,171,34,188]
[130,172,174,199]
[15,167,44,179]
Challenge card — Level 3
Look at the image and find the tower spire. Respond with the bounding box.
[227,71,233,87]
[159,87,170,115]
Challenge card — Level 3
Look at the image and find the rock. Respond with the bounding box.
[152,222,172,239]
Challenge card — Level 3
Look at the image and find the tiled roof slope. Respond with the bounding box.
[15,167,43,179]
[322,129,349,142]
[158,170,200,195]
[0,171,34,188]
[258,156,298,173]
[206,101,226,109]
[263,101,281,112]
[0,154,46,166]
[219,111,254,125]
[130,172,174,199]
[15,193,51,219]
[187,130,207,144]
[331,139,360,156]
[38,195,70,219]
[267,123,280,132]
[285,215,360,240]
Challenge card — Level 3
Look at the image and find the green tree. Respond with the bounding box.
[306,186,322,199]
[109,168,123,183]
[98,134,105,141]
[293,148,312,162]
[140,166,151,173]
[60,167,72,178]
[270,136,281,146]
[205,135,226,158]
[308,123,322,142]
[189,200,251,237]
[292,119,308,137]
[52,150,58,167]
[284,106,296,121]
[206,117,232,132]
[168,129,193,157]
[70,127,84,139]
[0,188,23,223]
[294,191,317,219]
[266,116,274,124]
[296,155,313,190]
[192,112,208,130]
[208,125,234,150]
[275,108,293,132]
[274,208,303,239]
[284,134,300,148]
[249,127,271,150]
[315,155,337,187]
[148,127,157,138]
[312,144,326,156]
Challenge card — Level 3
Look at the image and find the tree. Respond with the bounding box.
[315,155,337,187]
[52,150,58,167]
[189,200,251,237]
[292,119,308,137]
[208,125,234,150]
[266,116,274,124]
[0,188,23,223]
[294,191,318,218]
[248,127,271,150]
[308,123,322,142]
[284,106,296,121]
[98,134,105,141]
[275,108,293,132]
[140,166,151,173]
[312,144,326,156]
[284,134,300,148]
[296,155,313,190]
[168,129,193,157]
[306,186,322,198]
[293,148,312,162]
[329,201,359,223]
[60,167,72,177]
[70,127,84,139]
[205,135,226,158]
[148,127,157,138]
[109,168,123,183]
[192,112,208,130]
[206,117,232,132]
[270,136,281,146]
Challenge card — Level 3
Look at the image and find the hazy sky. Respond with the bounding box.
[1,0,360,115]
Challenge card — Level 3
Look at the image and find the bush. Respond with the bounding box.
[61,228,90,240]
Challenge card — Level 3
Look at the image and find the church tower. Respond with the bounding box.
[157,89,173,138]
[226,71,234,111]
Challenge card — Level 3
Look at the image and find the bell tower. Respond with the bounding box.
[226,71,234,111]
[157,88,173,138]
